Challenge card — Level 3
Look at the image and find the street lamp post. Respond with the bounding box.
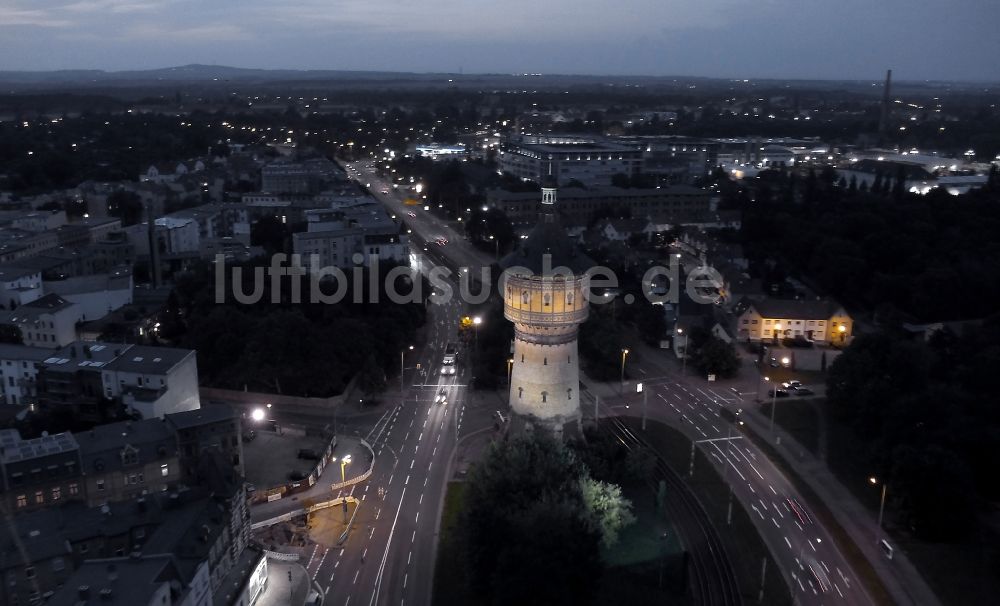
[726,409,744,525]
[473,316,482,350]
[870,477,888,545]
[620,348,630,390]
[677,328,689,375]
[765,377,778,433]
[400,345,414,393]
[333,455,352,484]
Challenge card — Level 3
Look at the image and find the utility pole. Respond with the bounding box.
[758,557,767,603]
[688,441,696,478]
[641,387,648,431]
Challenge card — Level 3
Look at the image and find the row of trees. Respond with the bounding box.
[157,260,427,398]
[826,316,1000,540]
[741,166,1000,322]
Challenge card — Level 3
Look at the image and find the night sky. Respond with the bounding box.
[2,0,999,80]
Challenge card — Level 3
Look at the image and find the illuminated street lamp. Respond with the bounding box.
[869,476,888,546]
[473,316,482,350]
[781,356,790,368]
[765,377,778,433]
[400,345,414,393]
[332,455,352,484]
[620,348,630,389]
[507,358,514,385]
[677,327,689,375]
[251,408,265,422]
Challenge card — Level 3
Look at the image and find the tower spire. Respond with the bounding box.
[541,159,557,206]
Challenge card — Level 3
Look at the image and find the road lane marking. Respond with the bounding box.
[410,460,414,469]
[354,570,359,584]
[369,485,407,606]
[784,536,792,549]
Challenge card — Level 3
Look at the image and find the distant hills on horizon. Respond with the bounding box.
[0,63,994,94]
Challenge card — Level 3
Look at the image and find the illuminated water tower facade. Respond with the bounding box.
[501,178,591,438]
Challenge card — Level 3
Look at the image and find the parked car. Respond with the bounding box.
[297,449,320,461]
[782,380,802,389]
[793,387,815,396]
[767,388,791,398]
[241,430,257,443]
[288,470,307,481]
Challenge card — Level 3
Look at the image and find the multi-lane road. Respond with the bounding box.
[599,354,874,605]
[303,290,468,606]
[296,159,487,605]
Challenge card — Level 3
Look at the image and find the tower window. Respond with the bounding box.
[521,354,524,363]
[567,388,573,400]
[541,391,548,403]
[543,357,547,366]
[521,291,529,305]
[566,292,574,306]
[568,356,571,363]
[518,387,523,399]
[543,293,551,306]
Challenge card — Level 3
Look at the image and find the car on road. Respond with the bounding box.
[785,497,813,525]
[805,556,831,593]
[782,380,802,389]
[793,387,815,396]
[241,430,256,443]
[767,388,791,398]
[435,389,448,405]
[381,189,389,194]
[407,212,416,217]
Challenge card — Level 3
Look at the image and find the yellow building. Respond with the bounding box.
[737,298,852,345]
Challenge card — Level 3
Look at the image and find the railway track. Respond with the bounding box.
[595,403,743,606]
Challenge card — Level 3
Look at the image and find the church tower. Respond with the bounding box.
[500,171,591,438]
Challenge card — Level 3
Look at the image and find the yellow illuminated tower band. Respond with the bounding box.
[500,172,591,438]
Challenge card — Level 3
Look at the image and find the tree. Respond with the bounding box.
[107,190,144,226]
[690,335,741,378]
[580,476,636,548]
[463,431,599,600]
[634,302,667,347]
[356,353,387,398]
[891,444,977,541]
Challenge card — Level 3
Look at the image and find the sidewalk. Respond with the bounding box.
[614,336,943,606]
[251,435,373,525]
[256,560,313,606]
